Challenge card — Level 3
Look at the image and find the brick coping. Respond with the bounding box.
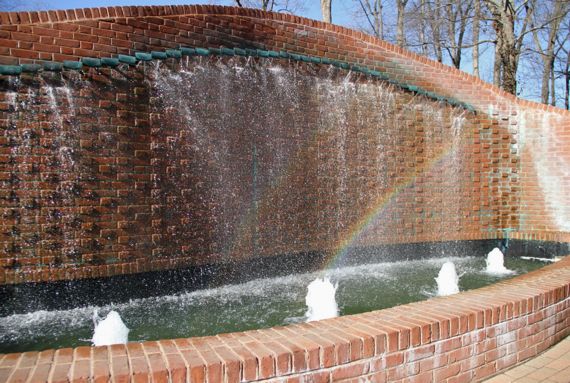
[0,4,569,118]
[1,253,569,382]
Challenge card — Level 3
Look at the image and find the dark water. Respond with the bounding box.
[0,256,547,353]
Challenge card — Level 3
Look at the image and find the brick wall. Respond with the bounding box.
[0,5,568,283]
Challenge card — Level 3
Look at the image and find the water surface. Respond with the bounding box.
[0,256,546,353]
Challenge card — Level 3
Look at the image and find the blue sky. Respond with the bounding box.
[7,0,355,28]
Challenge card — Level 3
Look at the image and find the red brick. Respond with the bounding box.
[406,345,435,362]
[0,9,568,383]
[70,360,91,383]
[6,367,31,383]
[27,364,51,383]
[92,360,110,383]
[179,350,205,383]
[473,363,496,380]
[402,371,432,383]
[147,353,168,383]
[129,357,149,383]
[433,362,461,381]
[385,352,404,368]
[419,354,448,372]
[165,353,186,383]
[50,364,71,383]
[110,356,129,383]
[447,371,473,383]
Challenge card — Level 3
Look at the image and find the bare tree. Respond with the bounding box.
[444,0,474,68]
[565,48,570,108]
[558,17,570,109]
[321,0,332,23]
[493,32,503,86]
[418,0,429,56]
[396,0,409,47]
[483,0,537,94]
[351,0,569,102]
[358,0,385,39]
[406,0,479,65]
[410,0,444,62]
[473,0,482,76]
[532,0,569,104]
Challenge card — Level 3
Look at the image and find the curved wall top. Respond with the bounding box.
[0,4,567,116]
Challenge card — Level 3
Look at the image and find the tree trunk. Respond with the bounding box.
[447,2,458,66]
[493,35,502,87]
[433,0,443,62]
[359,0,383,38]
[498,5,518,95]
[566,50,570,109]
[375,0,384,39]
[396,0,407,47]
[419,0,428,56]
[541,47,557,104]
[501,41,518,95]
[261,0,273,11]
[446,0,470,69]
[550,60,556,105]
[321,0,332,23]
[473,0,481,77]
[537,0,567,104]
[485,0,536,94]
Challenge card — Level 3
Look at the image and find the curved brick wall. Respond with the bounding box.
[0,5,568,284]
[1,5,570,383]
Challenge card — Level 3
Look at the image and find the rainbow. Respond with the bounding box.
[224,123,468,270]
[320,138,465,270]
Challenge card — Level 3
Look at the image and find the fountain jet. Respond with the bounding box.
[91,310,129,346]
[486,247,512,274]
[435,262,460,296]
[305,277,338,322]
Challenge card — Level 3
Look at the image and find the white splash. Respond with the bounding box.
[305,277,338,322]
[5,92,18,110]
[91,310,129,346]
[435,262,460,296]
[486,247,512,274]
[521,256,561,263]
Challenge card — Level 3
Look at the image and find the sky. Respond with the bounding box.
[9,0,333,20]
[6,1,356,29]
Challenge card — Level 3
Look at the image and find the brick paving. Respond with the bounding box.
[484,336,570,383]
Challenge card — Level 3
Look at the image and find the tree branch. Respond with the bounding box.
[358,0,379,37]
